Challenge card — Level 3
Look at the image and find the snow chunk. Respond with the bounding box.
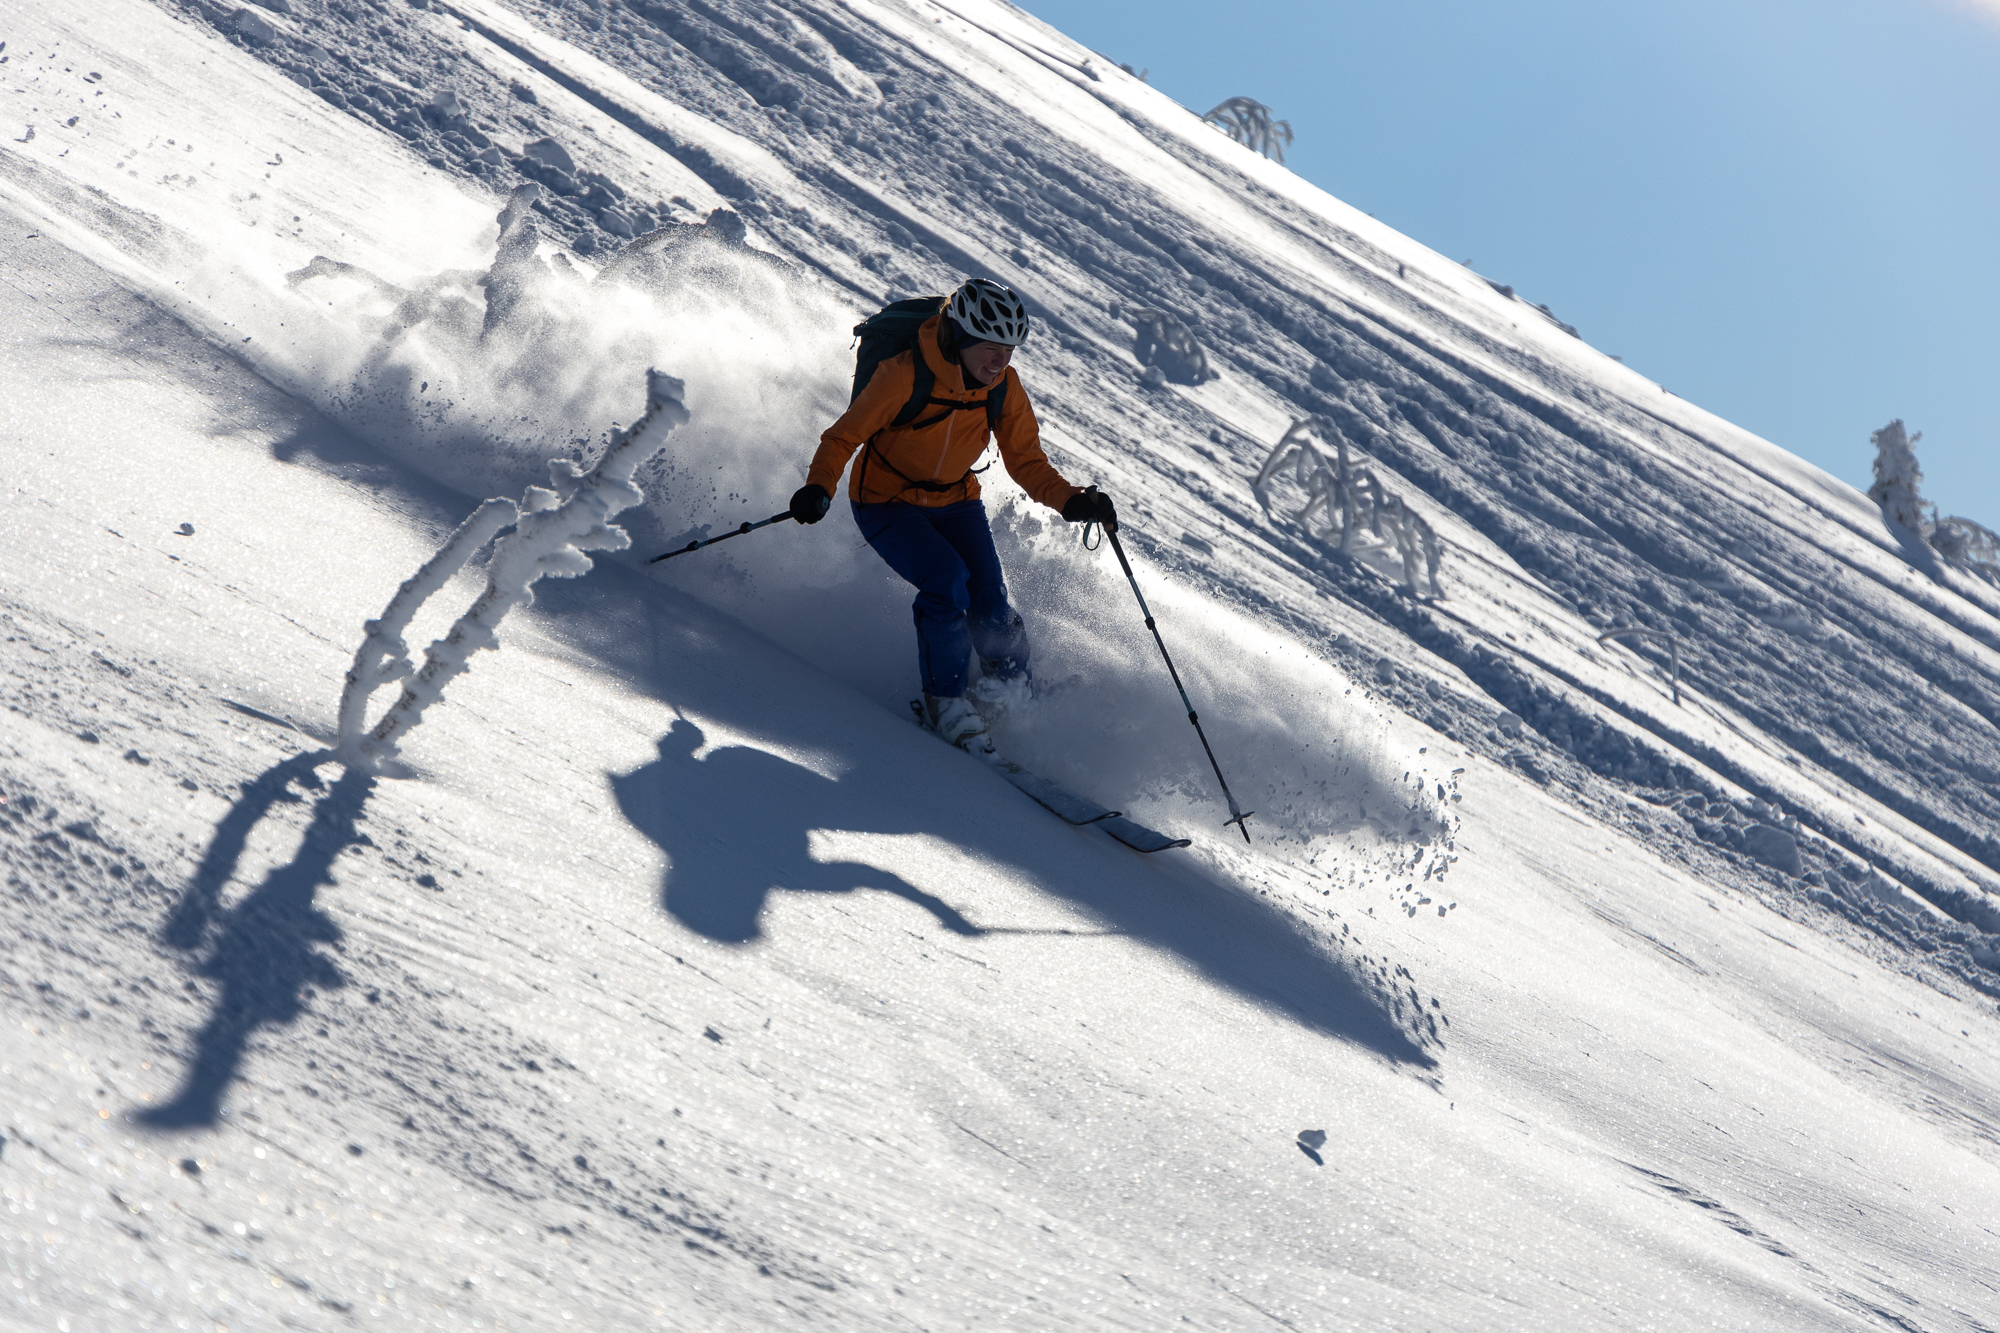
[1743,824,1801,877]
[232,8,278,46]
[522,136,576,175]
[704,207,748,245]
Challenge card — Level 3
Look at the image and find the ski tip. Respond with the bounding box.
[1100,816,1191,853]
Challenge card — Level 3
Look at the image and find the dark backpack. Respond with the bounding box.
[850,297,1008,435]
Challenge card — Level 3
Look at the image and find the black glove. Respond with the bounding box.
[1061,487,1117,531]
[789,484,831,525]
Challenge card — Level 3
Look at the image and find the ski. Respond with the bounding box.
[990,757,1118,825]
[910,700,1191,853]
[1098,814,1193,855]
[998,760,1191,853]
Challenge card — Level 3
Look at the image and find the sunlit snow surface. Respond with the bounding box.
[2,0,1998,1328]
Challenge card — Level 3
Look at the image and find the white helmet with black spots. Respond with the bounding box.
[948,277,1032,346]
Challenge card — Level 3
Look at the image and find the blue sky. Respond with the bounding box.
[1031,0,2000,524]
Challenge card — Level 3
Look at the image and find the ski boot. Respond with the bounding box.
[922,693,997,758]
[966,669,1034,721]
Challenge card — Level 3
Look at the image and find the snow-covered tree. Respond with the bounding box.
[1867,419,1926,533]
[1865,419,1999,583]
[1929,514,2000,585]
[1202,97,1293,163]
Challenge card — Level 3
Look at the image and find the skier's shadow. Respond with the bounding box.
[612,718,980,943]
[138,752,369,1129]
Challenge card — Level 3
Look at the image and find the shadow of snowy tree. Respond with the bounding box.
[141,756,366,1129]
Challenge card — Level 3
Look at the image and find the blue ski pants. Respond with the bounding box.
[853,498,1029,699]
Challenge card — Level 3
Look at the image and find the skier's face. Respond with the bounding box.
[960,339,1013,387]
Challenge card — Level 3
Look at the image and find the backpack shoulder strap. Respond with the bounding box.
[890,349,937,429]
[984,375,1008,434]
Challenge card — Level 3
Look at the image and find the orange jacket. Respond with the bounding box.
[807,315,1082,511]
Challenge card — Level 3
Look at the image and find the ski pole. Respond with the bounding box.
[646,512,793,564]
[1100,521,1254,843]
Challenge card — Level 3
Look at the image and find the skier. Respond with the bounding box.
[788,277,1117,755]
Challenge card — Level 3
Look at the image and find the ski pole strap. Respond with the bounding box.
[646,512,793,564]
[1103,527,1255,843]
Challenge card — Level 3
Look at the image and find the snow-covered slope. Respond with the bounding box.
[4,0,1998,1329]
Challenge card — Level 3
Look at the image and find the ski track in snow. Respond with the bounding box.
[2,0,1999,1328]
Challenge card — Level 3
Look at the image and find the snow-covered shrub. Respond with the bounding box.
[1201,97,1293,164]
[336,496,519,750]
[337,369,692,768]
[1929,515,2000,585]
[1128,307,1214,385]
[1867,419,1926,533]
[1865,419,2000,583]
[1253,416,1444,596]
